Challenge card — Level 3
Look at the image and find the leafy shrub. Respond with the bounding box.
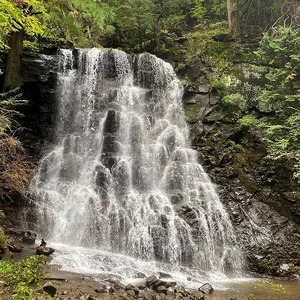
[0,256,48,299]
[0,227,7,256]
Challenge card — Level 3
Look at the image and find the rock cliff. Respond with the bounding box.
[3,51,299,276]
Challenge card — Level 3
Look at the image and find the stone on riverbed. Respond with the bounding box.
[198,282,213,294]
[36,246,55,256]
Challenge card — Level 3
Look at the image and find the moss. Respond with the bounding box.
[0,227,7,256]
[258,242,300,276]
[185,103,201,119]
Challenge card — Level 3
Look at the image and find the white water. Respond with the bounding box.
[30,48,243,285]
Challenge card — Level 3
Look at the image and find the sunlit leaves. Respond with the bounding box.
[0,0,49,49]
[43,0,115,47]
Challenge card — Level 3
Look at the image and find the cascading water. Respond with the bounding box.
[31,48,243,284]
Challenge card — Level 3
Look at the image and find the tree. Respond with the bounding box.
[109,0,194,53]
[227,0,242,40]
[1,0,48,90]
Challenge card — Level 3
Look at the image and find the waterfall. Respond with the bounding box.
[31,48,243,281]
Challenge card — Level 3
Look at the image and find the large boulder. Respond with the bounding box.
[36,246,55,256]
[198,283,213,294]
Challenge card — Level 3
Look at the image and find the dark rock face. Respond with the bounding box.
[182,60,300,276]
[19,52,59,159]
[5,228,37,253]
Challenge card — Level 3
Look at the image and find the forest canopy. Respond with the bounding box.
[1,0,299,52]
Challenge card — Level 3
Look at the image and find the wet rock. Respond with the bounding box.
[95,284,107,293]
[137,284,147,290]
[174,286,186,295]
[5,228,37,252]
[102,135,120,154]
[7,242,23,253]
[198,283,213,294]
[101,154,118,171]
[146,275,159,288]
[209,93,218,105]
[197,77,210,94]
[126,289,137,298]
[23,230,37,244]
[190,290,204,300]
[108,279,126,293]
[187,67,203,81]
[126,284,139,295]
[198,84,210,94]
[158,272,173,279]
[160,215,168,228]
[142,295,154,300]
[156,285,168,294]
[133,272,146,279]
[103,109,120,134]
[170,193,184,205]
[5,228,36,245]
[145,275,176,291]
[184,93,209,106]
[36,246,55,256]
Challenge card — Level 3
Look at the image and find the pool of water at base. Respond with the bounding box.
[204,279,300,300]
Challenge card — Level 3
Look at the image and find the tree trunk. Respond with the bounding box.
[227,0,242,40]
[3,30,25,91]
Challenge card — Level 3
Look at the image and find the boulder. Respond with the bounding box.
[198,283,213,294]
[146,275,159,288]
[190,290,204,300]
[7,242,23,253]
[23,230,37,244]
[174,286,186,295]
[126,289,137,298]
[126,284,139,295]
[156,285,168,295]
[6,228,37,252]
[158,272,173,279]
[36,246,55,256]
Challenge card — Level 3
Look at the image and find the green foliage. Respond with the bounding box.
[192,25,300,183]
[185,25,255,68]
[254,26,300,107]
[0,0,49,49]
[0,89,23,138]
[43,0,115,47]
[251,27,300,181]
[109,0,194,55]
[0,256,48,299]
[0,227,7,255]
[192,0,226,25]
